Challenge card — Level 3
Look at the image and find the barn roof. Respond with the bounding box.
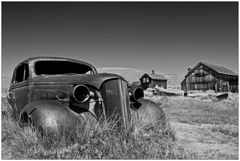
[202,62,238,76]
[140,73,167,80]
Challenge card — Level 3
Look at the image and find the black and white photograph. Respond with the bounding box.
[1,2,238,159]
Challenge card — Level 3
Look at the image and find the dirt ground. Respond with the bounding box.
[145,91,239,159]
[170,121,238,159]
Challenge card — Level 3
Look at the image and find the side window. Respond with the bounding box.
[85,70,94,74]
[14,63,29,83]
[24,64,29,80]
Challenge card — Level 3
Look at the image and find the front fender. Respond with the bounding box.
[20,100,88,135]
[130,99,166,126]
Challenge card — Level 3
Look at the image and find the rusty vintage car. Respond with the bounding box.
[7,57,164,136]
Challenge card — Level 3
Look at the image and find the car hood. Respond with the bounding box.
[31,73,127,89]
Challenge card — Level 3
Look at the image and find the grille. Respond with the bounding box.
[100,79,130,129]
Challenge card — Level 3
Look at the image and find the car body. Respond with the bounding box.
[7,57,163,136]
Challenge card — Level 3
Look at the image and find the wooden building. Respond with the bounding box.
[181,62,238,93]
[140,70,167,90]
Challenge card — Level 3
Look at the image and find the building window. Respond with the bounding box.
[146,78,149,83]
[143,77,149,83]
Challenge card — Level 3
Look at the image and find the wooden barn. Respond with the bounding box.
[140,70,167,90]
[181,62,238,93]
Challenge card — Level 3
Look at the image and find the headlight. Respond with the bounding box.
[73,84,90,103]
[130,87,144,102]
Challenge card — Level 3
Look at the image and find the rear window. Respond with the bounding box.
[35,61,94,75]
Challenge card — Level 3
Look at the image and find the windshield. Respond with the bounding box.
[35,61,94,75]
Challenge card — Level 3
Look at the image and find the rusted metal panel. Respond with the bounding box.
[8,57,165,137]
[29,73,126,90]
[7,57,157,137]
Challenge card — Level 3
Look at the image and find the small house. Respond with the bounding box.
[139,70,167,90]
[181,62,238,93]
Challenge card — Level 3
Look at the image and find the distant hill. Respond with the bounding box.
[97,67,183,89]
[163,74,184,90]
[1,67,184,90]
[2,76,11,90]
[97,67,146,83]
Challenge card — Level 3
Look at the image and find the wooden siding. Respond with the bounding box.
[182,64,238,93]
[140,75,167,90]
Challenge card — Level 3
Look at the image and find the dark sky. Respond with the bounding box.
[2,2,238,77]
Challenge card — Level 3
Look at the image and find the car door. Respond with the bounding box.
[8,63,30,121]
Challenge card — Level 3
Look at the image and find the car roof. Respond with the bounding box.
[20,56,97,73]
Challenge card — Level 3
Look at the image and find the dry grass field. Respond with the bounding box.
[146,91,239,159]
[1,89,238,159]
[1,95,182,159]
